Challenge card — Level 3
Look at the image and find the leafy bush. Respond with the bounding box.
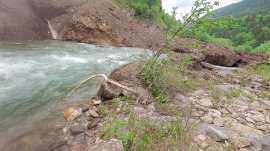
[252,40,270,54]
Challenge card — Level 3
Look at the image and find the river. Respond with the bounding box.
[0,40,149,150]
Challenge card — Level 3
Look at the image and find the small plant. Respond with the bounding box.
[230,89,240,98]
[239,133,244,137]
[102,109,108,115]
[213,101,219,109]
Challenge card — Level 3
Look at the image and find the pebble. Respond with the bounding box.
[93,99,102,105]
[87,110,100,118]
[64,108,80,121]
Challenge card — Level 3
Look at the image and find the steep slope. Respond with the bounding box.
[0,0,269,67]
[0,0,51,40]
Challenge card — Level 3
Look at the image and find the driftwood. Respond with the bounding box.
[73,74,138,95]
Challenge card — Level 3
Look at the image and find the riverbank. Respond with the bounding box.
[47,54,270,151]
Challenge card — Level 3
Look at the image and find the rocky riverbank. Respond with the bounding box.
[48,59,270,151]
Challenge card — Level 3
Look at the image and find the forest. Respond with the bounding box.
[112,0,270,54]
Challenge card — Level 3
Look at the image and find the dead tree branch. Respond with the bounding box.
[73,74,137,95]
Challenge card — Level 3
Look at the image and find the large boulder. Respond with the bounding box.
[97,62,154,103]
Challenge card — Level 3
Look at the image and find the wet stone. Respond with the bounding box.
[70,125,86,135]
[82,107,89,113]
[87,118,101,130]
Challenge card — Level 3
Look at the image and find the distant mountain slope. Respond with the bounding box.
[214,0,270,18]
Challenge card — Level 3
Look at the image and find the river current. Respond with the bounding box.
[0,40,149,149]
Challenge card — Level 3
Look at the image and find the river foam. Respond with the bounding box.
[0,40,150,149]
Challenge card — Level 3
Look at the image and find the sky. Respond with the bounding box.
[162,0,242,19]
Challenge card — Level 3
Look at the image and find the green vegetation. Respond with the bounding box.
[248,64,270,82]
[207,14,270,53]
[100,99,196,150]
[213,0,270,19]
[111,0,181,31]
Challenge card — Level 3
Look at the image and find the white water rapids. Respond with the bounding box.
[0,40,151,149]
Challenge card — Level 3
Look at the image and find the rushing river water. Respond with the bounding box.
[0,40,150,149]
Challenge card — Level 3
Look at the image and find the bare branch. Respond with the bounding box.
[73,74,137,95]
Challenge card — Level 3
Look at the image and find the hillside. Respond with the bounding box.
[213,0,270,19]
[207,14,270,54]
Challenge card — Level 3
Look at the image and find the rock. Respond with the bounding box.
[250,101,261,109]
[209,109,222,116]
[201,115,213,124]
[232,78,241,84]
[198,98,213,107]
[246,117,255,123]
[87,118,101,129]
[97,81,121,100]
[197,134,207,141]
[256,135,270,151]
[195,105,208,112]
[266,116,270,124]
[198,123,239,138]
[211,113,222,118]
[243,132,260,138]
[227,122,263,137]
[147,104,155,112]
[193,90,208,96]
[260,99,270,110]
[213,118,225,127]
[251,115,265,123]
[232,137,252,148]
[87,110,99,118]
[64,108,80,121]
[234,100,249,110]
[206,126,228,142]
[239,148,250,151]
[63,127,67,133]
[237,97,248,103]
[82,107,89,113]
[93,99,102,105]
[227,107,236,114]
[239,113,246,119]
[89,138,124,151]
[255,108,265,112]
[70,125,85,135]
[231,113,239,118]
[256,125,268,131]
[200,141,210,149]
